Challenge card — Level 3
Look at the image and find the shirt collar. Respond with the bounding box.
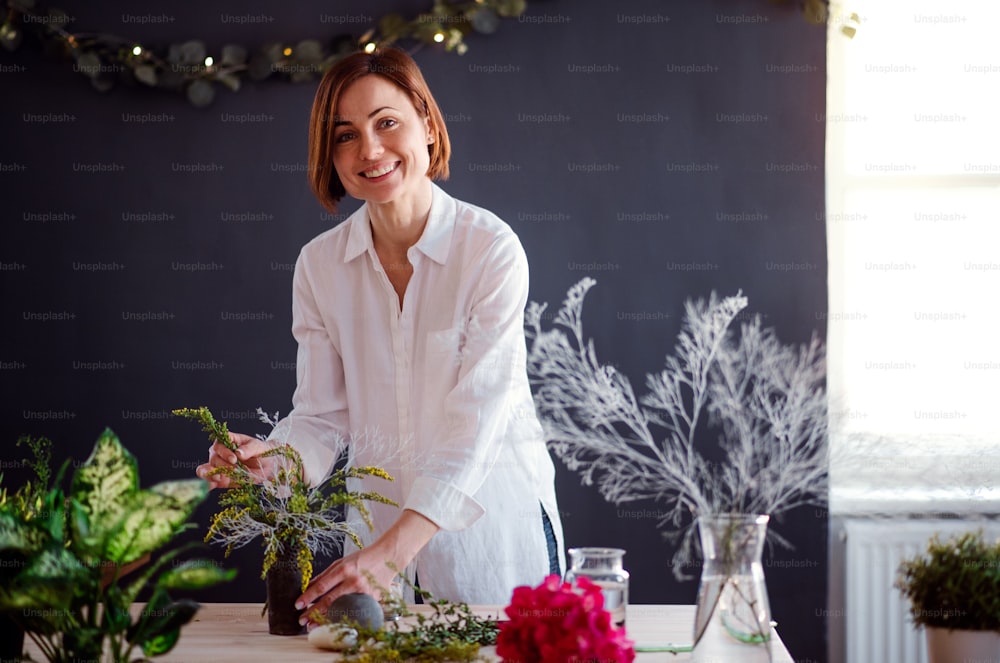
[343,182,454,265]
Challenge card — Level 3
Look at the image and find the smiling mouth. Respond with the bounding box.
[361,162,399,179]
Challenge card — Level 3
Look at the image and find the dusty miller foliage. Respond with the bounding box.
[524,278,828,578]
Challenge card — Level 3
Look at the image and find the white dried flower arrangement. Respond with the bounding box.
[525,278,828,577]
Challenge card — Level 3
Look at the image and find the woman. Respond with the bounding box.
[197,47,564,624]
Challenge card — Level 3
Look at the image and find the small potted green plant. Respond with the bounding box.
[0,428,235,662]
[174,406,397,635]
[896,530,1000,663]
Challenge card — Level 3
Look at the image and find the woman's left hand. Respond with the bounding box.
[296,546,398,628]
[295,509,440,628]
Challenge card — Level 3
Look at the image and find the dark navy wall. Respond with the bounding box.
[1,1,827,659]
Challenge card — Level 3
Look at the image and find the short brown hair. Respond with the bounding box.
[307,47,451,213]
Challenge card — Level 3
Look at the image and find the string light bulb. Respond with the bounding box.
[363,41,377,54]
[131,45,142,56]
[283,47,292,56]
[433,32,445,43]
[204,56,213,67]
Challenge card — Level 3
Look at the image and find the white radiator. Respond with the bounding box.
[842,518,1000,663]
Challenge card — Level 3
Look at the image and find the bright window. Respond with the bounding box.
[825,0,1000,513]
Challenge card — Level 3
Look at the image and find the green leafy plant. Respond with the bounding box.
[896,530,1000,631]
[173,406,397,592]
[0,428,236,662]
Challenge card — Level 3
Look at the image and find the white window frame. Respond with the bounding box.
[825,1,1000,516]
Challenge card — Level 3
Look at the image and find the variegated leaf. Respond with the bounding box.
[70,429,139,533]
[0,546,89,610]
[103,482,204,564]
[0,510,43,552]
[149,478,209,511]
[157,559,236,590]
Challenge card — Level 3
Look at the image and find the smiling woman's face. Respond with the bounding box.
[331,74,434,206]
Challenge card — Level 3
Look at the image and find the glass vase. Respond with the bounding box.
[692,514,772,663]
[266,543,305,635]
[564,547,629,628]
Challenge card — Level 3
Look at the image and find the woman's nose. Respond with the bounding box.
[360,131,383,160]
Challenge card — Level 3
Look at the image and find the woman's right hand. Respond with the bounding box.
[196,432,276,488]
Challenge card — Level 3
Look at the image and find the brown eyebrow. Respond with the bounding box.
[333,106,398,128]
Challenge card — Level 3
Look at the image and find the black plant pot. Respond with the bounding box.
[0,613,24,662]
[266,546,305,636]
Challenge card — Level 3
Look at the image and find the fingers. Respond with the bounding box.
[195,431,272,487]
[296,560,375,627]
[297,563,345,611]
[298,569,342,627]
[209,440,238,466]
[195,461,230,488]
[229,432,273,461]
[229,435,279,482]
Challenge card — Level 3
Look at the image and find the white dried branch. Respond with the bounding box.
[526,280,828,579]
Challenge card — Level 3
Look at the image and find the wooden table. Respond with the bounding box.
[22,603,794,662]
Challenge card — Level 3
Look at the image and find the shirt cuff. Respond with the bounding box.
[403,476,486,531]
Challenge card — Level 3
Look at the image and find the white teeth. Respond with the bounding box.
[363,163,396,178]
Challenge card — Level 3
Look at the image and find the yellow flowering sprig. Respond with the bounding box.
[176,407,397,593]
[173,407,233,453]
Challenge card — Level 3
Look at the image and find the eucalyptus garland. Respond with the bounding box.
[0,0,530,106]
[1,0,851,107]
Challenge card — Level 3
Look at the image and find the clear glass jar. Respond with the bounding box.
[381,574,404,621]
[691,514,772,663]
[564,547,629,628]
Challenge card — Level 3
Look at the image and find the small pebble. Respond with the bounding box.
[308,623,358,651]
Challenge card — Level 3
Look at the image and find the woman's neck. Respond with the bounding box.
[368,179,434,254]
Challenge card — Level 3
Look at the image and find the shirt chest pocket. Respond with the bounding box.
[421,327,465,412]
[425,326,465,370]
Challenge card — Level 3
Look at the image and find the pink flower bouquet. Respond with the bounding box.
[497,575,635,663]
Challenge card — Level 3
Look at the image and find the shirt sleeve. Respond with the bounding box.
[270,249,349,486]
[403,231,532,531]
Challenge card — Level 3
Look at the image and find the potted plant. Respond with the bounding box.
[174,406,397,634]
[896,530,1000,663]
[0,428,235,662]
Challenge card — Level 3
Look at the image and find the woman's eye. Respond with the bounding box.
[378,118,397,129]
[335,132,355,144]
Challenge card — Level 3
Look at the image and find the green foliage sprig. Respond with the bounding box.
[174,406,397,592]
[330,574,499,663]
[0,0,532,106]
[895,530,1000,631]
[0,429,235,662]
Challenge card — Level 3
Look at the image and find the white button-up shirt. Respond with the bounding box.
[273,183,564,603]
